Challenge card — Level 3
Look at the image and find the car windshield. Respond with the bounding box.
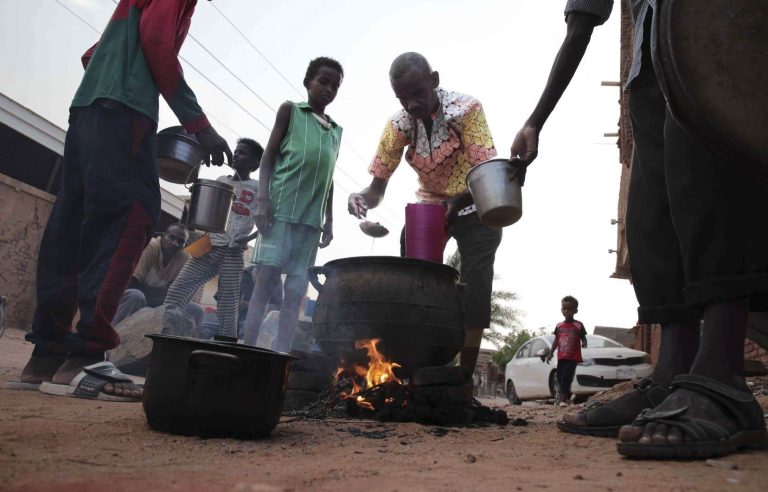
[586,335,622,348]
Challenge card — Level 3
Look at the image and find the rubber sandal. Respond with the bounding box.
[556,378,670,437]
[617,374,768,459]
[39,361,142,402]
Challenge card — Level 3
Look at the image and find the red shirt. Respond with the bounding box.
[553,320,587,362]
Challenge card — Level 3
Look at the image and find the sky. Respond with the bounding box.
[0,0,640,340]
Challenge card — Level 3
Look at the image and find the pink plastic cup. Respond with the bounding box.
[405,203,446,262]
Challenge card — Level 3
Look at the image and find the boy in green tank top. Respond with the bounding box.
[243,57,344,352]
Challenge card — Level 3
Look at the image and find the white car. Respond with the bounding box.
[504,334,652,404]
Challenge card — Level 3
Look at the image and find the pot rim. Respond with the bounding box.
[157,131,202,148]
[466,158,515,180]
[146,334,296,360]
[191,179,235,192]
[319,255,459,279]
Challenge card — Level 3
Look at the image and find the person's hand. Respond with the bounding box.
[319,222,333,248]
[255,197,274,236]
[442,198,460,232]
[545,354,552,364]
[509,124,540,186]
[348,193,368,218]
[195,126,232,167]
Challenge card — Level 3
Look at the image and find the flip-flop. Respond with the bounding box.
[556,378,670,437]
[39,361,142,402]
[617,374,768,459]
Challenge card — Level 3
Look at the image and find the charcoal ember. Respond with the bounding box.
[282,389,321,412]
[411,380,474,404]
[411,366,471,387]
[287,371,334,392]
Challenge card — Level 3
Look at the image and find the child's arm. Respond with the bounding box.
[319,183,334,248]
[546,329,559,364]
[579,322,588,348]
[255,101,292,235]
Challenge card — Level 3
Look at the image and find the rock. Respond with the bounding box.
[412,366,471,387]
[411,379,474,404]
[162,305,200,338]
[290,351,337,374]
[107,306,166,368]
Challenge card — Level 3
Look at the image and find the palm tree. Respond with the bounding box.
[445,250,524,346]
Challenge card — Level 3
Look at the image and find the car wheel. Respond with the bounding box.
[549,371,560,402]
[506,380,521,405]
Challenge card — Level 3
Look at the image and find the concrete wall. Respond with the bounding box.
[0,173,54,328]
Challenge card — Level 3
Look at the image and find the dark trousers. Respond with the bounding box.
[27,100,160,355]
[400,211,502,327]
[626,54,768,325]
[556,359,577,400]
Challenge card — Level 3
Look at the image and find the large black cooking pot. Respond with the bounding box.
[143,334,294,438]
[655,0,768,176]
[309,256,465,375]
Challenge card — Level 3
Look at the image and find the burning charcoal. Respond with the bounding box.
[412,366,471,387]
[411,380,474,404]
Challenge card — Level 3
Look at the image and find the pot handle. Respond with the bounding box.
[188,349,241,375]
[307,266,328,293]
[183,164,243,196]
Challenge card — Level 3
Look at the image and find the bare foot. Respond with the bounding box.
[20,354,68,384]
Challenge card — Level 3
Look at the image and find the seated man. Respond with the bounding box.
[112,223,203,326]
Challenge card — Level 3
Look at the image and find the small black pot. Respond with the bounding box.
[143,334,295,438]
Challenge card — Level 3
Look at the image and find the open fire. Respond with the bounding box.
[335,339,405,412]
[314,338,508,426]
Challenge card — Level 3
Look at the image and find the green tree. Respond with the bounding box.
[491,329,535,371]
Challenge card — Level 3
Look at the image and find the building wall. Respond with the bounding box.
[0,174,54,328]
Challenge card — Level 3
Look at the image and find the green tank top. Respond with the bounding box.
[270,102,342,229]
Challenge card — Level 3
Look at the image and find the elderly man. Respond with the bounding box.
[510,1,768,459]
[348,52,501,372]
[112,223,203,326]
[17,0,231,402]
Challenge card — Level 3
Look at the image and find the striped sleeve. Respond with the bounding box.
[564,0,614,25]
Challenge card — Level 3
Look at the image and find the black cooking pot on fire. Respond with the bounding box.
[310,256,466,375]
[142,334,294,438]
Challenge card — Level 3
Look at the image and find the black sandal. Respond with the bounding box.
[556,378,670,437]
[617,374,767,459]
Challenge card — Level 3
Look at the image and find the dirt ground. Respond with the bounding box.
[1,327,767,492]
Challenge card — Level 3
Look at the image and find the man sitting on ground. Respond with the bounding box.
[112,223,204,327]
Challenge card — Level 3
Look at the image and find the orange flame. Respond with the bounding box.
[335,339,402,410]
[354,338,401,389]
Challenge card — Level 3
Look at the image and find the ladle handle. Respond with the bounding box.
[308,266,329,293]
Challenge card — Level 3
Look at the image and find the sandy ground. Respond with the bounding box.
[1,327,767,492]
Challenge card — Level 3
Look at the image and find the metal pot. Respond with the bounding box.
[142,334,295,438]
[655,0,768,176]
[186,178,235,233]
[310,256,466,376]
[156,126,206,184]
[466,158,523,228]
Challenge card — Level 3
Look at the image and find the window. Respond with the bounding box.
[531,339,548,357]
[516,342,532,359]
[587,336,622,348]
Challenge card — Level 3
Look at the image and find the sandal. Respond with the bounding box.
[557,378,670,437]
[617,374,767,459]
[39,361,143,402]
